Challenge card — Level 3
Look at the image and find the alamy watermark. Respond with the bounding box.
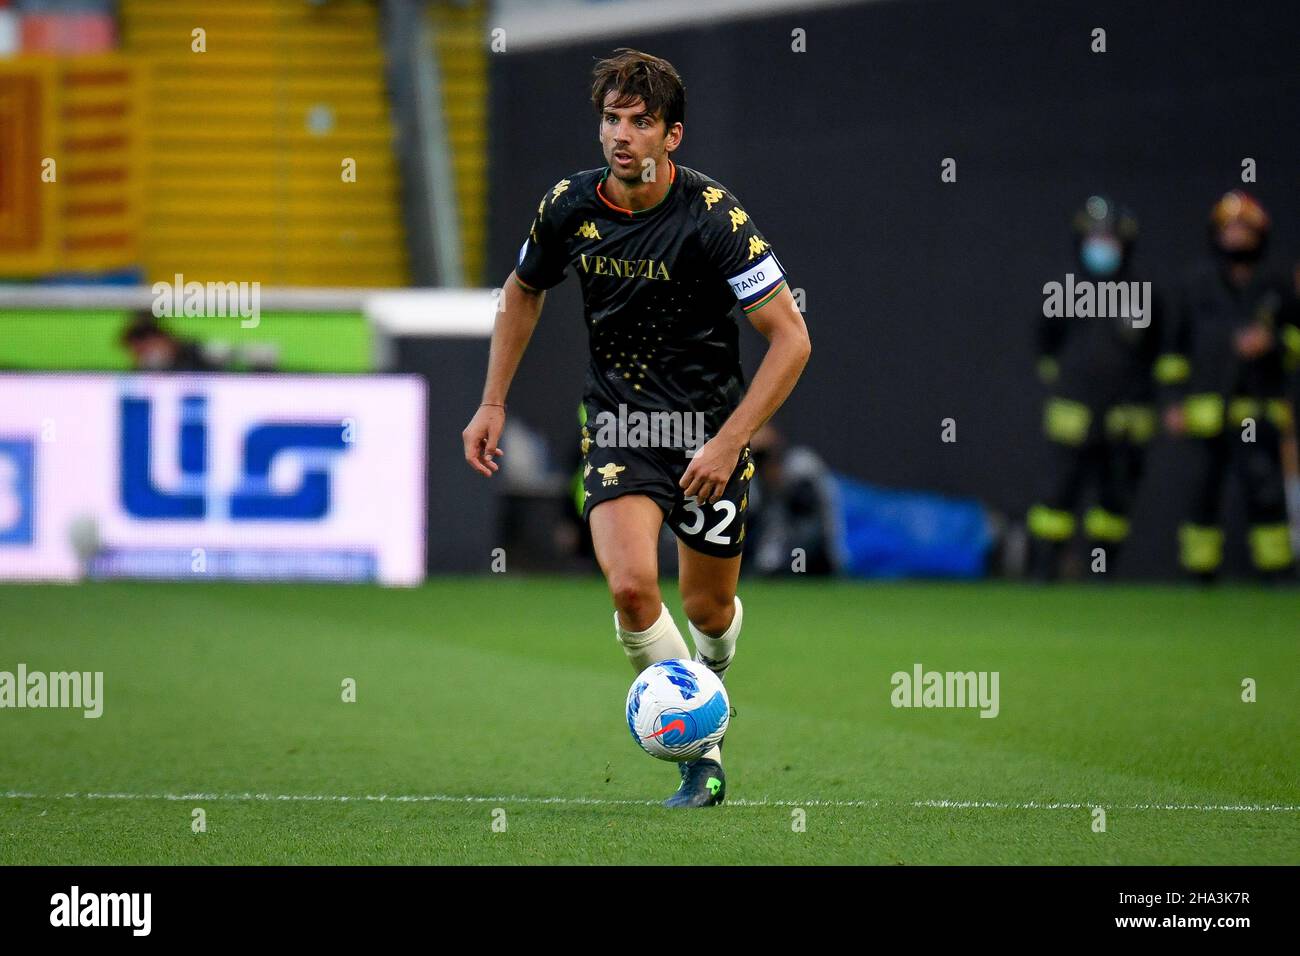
[890,663,999,718]
[0,664,103,718]
[50,886,150,935]
[1042,274,1151,329]
[589,404,707,453]
[152,272,261,328]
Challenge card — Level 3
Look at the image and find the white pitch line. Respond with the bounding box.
[3,791,1298,813]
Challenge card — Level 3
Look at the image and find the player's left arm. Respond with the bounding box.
[680,285,811,502]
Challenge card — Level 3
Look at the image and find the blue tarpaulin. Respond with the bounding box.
[831,475,992,579]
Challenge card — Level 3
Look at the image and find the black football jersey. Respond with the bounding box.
[515,160,787,434]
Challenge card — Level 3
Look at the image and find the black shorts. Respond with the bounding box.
[579,422,755,559]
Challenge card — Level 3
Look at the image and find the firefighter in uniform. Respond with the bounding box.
[1159,190,1300,581]
[1027,196,1162,579]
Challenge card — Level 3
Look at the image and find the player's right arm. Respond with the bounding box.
[462,272,546,477]
[463,184,572,477]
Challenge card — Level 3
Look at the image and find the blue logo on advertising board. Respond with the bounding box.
[120,394,350,520]
[0,439,35,545]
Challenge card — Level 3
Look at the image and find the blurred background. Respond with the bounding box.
[1,0,1298,586]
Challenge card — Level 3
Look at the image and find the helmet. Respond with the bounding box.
[1072,195,1139,243]
[1209,189,1270,234]
[1209,190,1270,264]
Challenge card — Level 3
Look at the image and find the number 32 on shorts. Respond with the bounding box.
[674,447,753,550]
[677,497,739,546]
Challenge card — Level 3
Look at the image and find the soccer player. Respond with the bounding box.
[462,49,811,807]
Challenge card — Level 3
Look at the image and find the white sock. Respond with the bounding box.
[688,596,741,769]
[615,602,690,673]
[688,595,742,683]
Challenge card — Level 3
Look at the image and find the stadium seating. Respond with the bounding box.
[120,0,410,286]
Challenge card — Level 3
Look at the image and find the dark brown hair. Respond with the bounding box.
[120,310,169,345]
[590,48,685,129]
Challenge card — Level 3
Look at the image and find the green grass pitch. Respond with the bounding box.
[1,579,1296,865]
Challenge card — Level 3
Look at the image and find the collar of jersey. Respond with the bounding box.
[596,158,678,217]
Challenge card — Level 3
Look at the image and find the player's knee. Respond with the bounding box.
[682,591,734,636]
[609,575,661,630]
